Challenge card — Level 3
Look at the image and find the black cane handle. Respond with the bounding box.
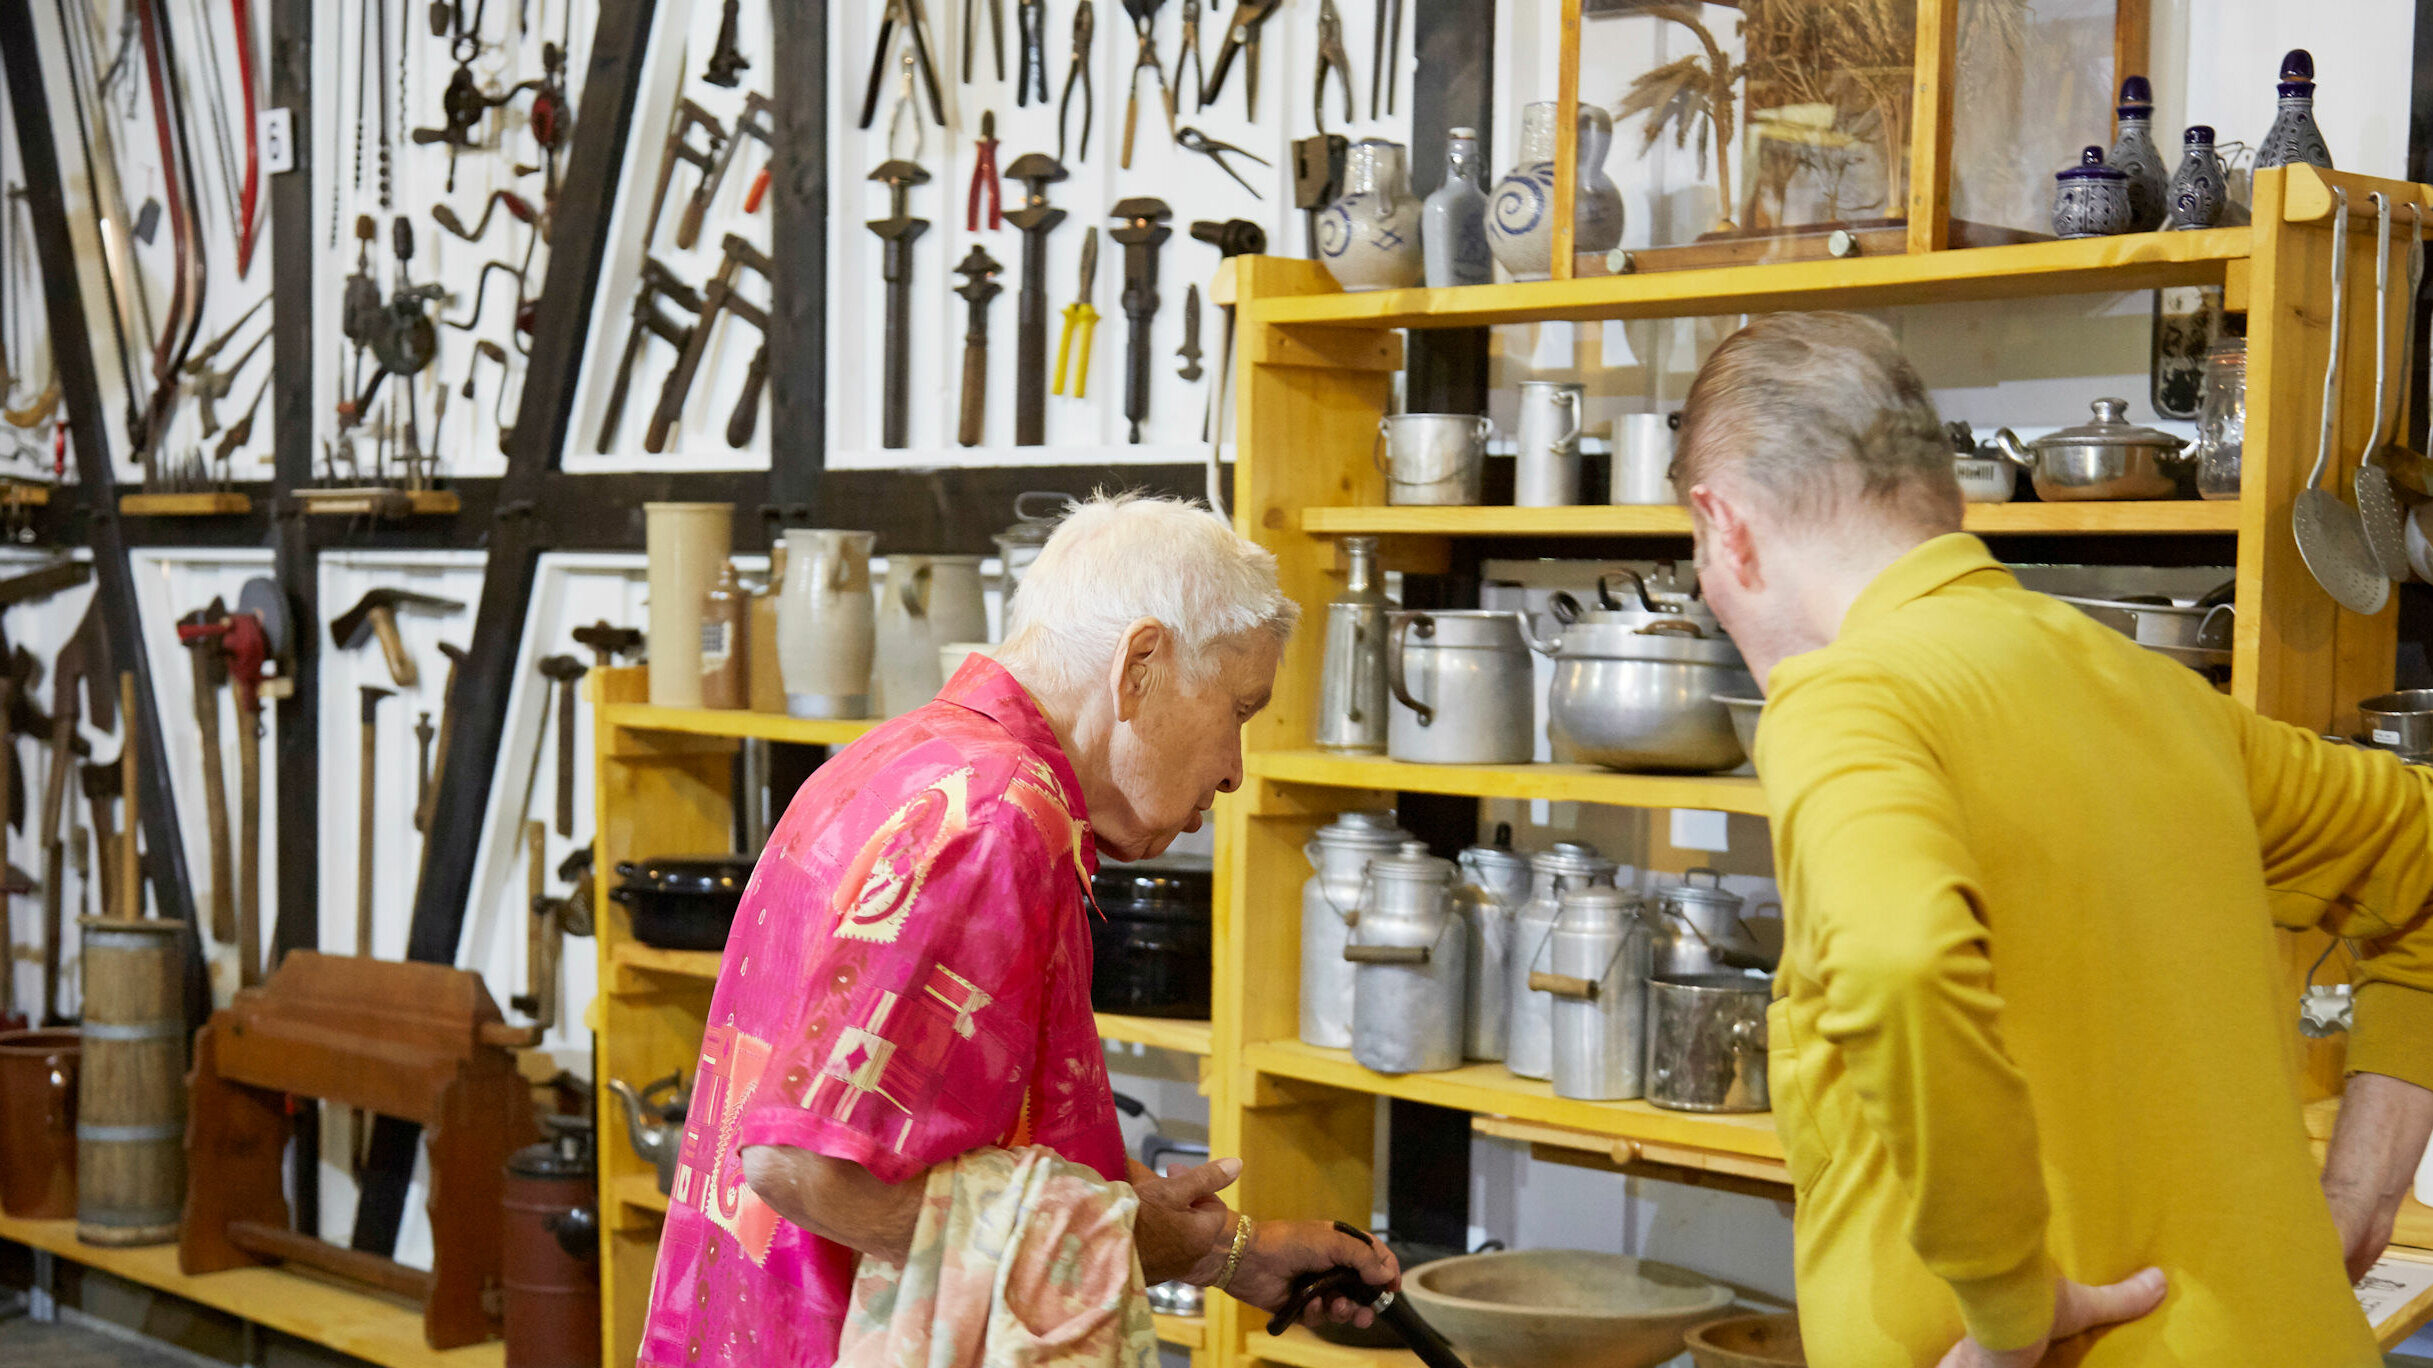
[1264,1223,1470,1368]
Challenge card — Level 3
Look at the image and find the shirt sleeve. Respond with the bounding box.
[1762,663,2056,1351]
[735,803,1064,1185]
[2225,697,2433,1091]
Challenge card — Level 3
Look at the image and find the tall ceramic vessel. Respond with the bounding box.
[643,503,734,707]
[2256,49,2332,170]
[1422,128,1493,288]
[776,529,876,719]
[2107,76,2168,231]
[1487,103,1625,281]
[1318,140,1425,291]
[2166,126,2228,230]
[875,555,988,715]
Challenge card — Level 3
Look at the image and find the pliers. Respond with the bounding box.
[969,109,1002,229]
[1313,0,1353,133]
[1176,125,1270,198]
[1016,0,1048,104]
[858,0,948,130]
[1200,0,1279,120]
[1174,0,1206,113]
[1059,0,1095,163]
[1120,0,1173,169]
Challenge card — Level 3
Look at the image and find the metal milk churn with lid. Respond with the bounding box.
[1650,867,1775,978]
[1537,885,1654,1100]
[1456,826,1533,1061]
[1347,841,1467,1075]
[1302,811,1411,1048]
[1505,842,1618,1080]
[1317,536,1394,754]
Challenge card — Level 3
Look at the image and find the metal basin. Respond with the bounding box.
[1534,624,1754,773]
[1401,1249,1733,1368]
[2360,690,2433,758]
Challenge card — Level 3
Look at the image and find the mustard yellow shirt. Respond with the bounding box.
[1758,534,2433,1367]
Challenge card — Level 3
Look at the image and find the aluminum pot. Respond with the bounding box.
[1546,569,1719,638]
[1650,867,1775,978]
[1348,842,1467,1074]
[1538,885,1653,1101]
[2057,590,2235,675]
[1529,619,1755,773]
[1990,398,2191,501]
[1377,414,1492,505]
[611,855,754,951]
[1506,842,1617,1080]
[2360,691,2433,758]
[1302,811,1412,1048]
[1388,610,1536,765]
[1457,830,1534,1061]
[1646,973,1771,1113]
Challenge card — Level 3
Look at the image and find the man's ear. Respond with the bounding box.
[1108,618,1166,722]
[1689,483,1762,595]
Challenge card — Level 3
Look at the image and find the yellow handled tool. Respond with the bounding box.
[1052,226,1100,396]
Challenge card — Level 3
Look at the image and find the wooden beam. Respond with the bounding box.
[1904,0,1958,254]
[1550,0,1583,279]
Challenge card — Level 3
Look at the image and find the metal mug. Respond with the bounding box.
[1386,610,1537,765]
[1513,381,1584,507]
[1377,414,1492,505]
[1645,973,1771,1113]
[1609,413,1677,506]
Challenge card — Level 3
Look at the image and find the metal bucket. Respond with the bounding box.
[1376,414,1491,505]
[75,918,187,1245]
[1646,973,1770,1114]
[0,1028,79,1218]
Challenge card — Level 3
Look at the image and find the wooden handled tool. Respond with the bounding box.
[177,601,237,944]
[1002,154,1068,446]
[952,247,1003,447]
[119,672,138,918]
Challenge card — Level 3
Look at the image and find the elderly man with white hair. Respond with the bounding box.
[1677,312,2433,1367]
[638,494,1393,1368]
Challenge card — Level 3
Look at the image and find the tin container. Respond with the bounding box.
[1301,811,1411,1049]
[1650,867,1774,978]
[1317,537,1393,754]
[1540,885,1652,1101]
[1504,842,1618,1080]
[1377,415,1492,505]
[1456,833,1534,1061]
[1646,974,1771,1113]
[1348,842,1466,1075]
[1514,381,1584,507]
[1387,610,1537,765]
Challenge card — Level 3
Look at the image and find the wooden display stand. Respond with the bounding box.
[179,951,541,1349]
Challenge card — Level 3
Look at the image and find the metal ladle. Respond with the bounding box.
[2293,186,2391,615]
[2360,200,2426,580]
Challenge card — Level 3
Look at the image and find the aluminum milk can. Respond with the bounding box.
[1456,830,1533,1061]
[1348,842,1466,1075]
[1317,536,1393,754]
[1540,885,1653,1101]
[1302,811,1411,1049]
[1650,867,1774,978]
[1504,841,1617,1080]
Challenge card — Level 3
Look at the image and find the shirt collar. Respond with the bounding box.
[1838,532,2016,637]
[936,652,1095,834]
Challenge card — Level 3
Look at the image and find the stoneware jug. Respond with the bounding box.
[2166,126,2228,230]
[1488,102,1624,281]
[776,529,877,719]
[2107,76,2168,231]
[875,555,988,715]
[2257,49,2332,170]
[1319,140,1425,292]
[2051,147,2132,239]
[1422,127,1494,288]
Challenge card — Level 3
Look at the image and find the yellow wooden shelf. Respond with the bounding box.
[1154,1312,1210,1349]
[1245,1040,1782,1165]
[1249,227,2249,331]
[1096,1013,1214,1055]
[614,1173,671,1216]
[1249,1324,1415,1368]
[0,1212,501,1368]
[609,940,724,984]
[294,488,462,517]
[1246,750,1767,816]
[1299,500,2244,538]
[118,491,254,516]
[599,701,881,748]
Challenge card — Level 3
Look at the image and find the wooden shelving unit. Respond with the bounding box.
[117,491,254,516]
[1209,165,2424,1367]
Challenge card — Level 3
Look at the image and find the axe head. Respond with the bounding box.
[54,600,113,731]
[330,586,464,649]
[179,597,232,687]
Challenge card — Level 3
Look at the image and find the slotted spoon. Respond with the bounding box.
[2294,187,2391,615]
[2360,200,2426,580]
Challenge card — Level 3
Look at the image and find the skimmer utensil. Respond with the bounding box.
[2294,187,2391,615]
[2361,200,2426,580]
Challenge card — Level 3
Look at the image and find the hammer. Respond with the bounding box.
[330,588,465,688]
[415,642,469,833]
[537,655,588,838]
[570,621,643,671]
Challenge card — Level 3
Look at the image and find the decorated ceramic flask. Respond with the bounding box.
[1422,128,1494,287]
[2256,49,2332,170]
[2051,147,2132,239]
[2107,76,2168,231]
[2166,126,2228,229]
[1487,102,1625,280]
[1318,140,1425,291]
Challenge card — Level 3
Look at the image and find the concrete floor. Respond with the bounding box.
[0,1316,201,1368]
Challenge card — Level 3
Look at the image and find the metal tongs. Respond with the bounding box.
[1266,1221,1471,1368]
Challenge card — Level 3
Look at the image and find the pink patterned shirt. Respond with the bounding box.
[638,656,1128,1368]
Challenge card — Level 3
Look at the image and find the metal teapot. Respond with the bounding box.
[606,1071,690,1194]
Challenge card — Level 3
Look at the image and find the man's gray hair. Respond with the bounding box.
[997,492,1299,693]
[1673,311,1963,531]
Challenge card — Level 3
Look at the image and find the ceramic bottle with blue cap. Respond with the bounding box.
[2107,76,2168,231]
[2257,49,2332,170]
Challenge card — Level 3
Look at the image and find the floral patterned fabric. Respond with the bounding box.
[639,656,1129,1368]
[835,1145,1159,1368]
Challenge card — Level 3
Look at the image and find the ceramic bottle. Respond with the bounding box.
[2166,126,2228,230]
[1487,102,1626,281]
[1422,128,1493,287]
[1318,140,1425,292]
[2257,49,2332,170]
[2107,76,2168,231]
[2051,147,2132,239]
[775,528,876,719]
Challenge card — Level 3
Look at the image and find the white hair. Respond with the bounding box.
[997,492,1299,693]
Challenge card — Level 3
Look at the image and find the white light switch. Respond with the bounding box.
[1669,808,1729,852]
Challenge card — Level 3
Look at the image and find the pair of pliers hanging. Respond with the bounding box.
[1173,0,1206,115]
[969,109,1003,229]
[859,0,948,130]
[1312,0,1354,133]
[1059,0,1095,162]
[886,49,927,162]
[1119,0,1174,169]
[1176,125,1270,198]
[1016,0,1048,105]
[1199,0,1279,120]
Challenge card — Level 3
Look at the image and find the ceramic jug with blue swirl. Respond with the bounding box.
[1318,140,1425,292]
[1486,102,1624,281]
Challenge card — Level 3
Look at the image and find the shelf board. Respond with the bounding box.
[1246,1039,1783,1165]
[1299,500,2244,538]
[1251,227,2250,330]
[293,488,461,518]
[118,491,254,516]
[1096,1013,1214,1055]
[0,1212,500,1368]
[1251,1324,1416,1368]
[614,1172,671,1216]
[1152,1311,1209,1349]
[598,702,881,748]
[1247,750,1767,815]
[608,940,723,991]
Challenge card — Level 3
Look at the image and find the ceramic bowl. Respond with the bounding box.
[1687,1311,1806,1367]
[1400,1249,1733,1368]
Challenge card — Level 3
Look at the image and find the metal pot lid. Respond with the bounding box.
[1546,622,1748,666]
[2021,398,2185,451]
[1369,840,1454,882]
[1316,810,1410,848]
[1459,844,1532,879]
[1659,868,1743,910]
[1394,609,1528,650]
[614,854,757,895]
[1651,971,1773,994]
[1555,884,1638,930]
[1532,841,1615,879]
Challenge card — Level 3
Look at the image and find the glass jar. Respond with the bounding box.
[2192,332,2247,500]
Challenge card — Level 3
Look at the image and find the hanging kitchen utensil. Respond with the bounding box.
[2292,187,2389,615]
[2360,201,2424,581]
